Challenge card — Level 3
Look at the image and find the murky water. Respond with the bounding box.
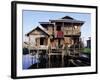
[23,53,90,69]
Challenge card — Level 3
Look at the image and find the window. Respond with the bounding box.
[56,26,61,31]
[40,37,44,45]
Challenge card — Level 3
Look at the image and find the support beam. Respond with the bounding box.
[29,35,31,54]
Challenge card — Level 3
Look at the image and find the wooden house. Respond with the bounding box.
[26,26,49,50]
[25,16,84,67]
[26,16,84,53]
[40,16,84,49]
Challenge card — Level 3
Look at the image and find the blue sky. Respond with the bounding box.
[23,10,91,45]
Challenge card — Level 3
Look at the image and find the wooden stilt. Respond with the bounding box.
[79,38,80,56]
[49,49,51,68]
[62,53,64,67]
[29,35,30,54]
[37,49,39,68]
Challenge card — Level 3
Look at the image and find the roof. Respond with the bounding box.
[61,16,74,20]
[50,16,84,25]
[39,22,51,24]
[50,19,84,23]
[26,26,49,36]
[39,22,54,28]
[39,16,84,27]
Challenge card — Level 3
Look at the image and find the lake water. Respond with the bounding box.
[22,53,90,69]
[22,54,39,69]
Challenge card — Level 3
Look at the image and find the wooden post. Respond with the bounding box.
[37,49,39,68]
[72,23,76,56]
[71,23,74,56]
[62,50,64,67]
[79,38,80,56]
[48,38,50,47]
[29,35,31,54]
[54,23,56,37]
[46,49,48,68]
[48,38,50,68]
[61,22,64,67]
[49,50,50,68]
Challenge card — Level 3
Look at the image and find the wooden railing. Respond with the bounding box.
[64,32,81,36]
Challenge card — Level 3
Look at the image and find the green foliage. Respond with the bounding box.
[81,48,91,54]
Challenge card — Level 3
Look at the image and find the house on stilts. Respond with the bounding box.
[25,16,84,67]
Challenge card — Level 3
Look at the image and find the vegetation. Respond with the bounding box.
[23,48,29,55]
[81,48,91,54]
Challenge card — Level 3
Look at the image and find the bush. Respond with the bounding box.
[23,48,29,55]
[82,48,91,54]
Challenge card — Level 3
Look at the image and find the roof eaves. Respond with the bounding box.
[26,26,49,36]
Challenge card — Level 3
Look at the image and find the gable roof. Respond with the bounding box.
[26,26,49,36]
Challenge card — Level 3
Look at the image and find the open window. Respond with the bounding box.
[40,37,47,45]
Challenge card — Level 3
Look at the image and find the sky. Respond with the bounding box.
[23,10,91,46]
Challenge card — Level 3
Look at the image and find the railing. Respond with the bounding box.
[54,31,81,37]
[64,32,81,36]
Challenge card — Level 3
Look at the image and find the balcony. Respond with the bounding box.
[54,30,81,38]
[64,32,81,37]
[55,31,64,38]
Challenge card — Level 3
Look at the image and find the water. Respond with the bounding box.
[22,53,90,69]
[22,54,39,69]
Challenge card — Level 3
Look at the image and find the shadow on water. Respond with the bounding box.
[23,50,91,69]
[28,54,90,69]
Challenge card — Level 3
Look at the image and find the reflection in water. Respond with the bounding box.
[23,52,90,69]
